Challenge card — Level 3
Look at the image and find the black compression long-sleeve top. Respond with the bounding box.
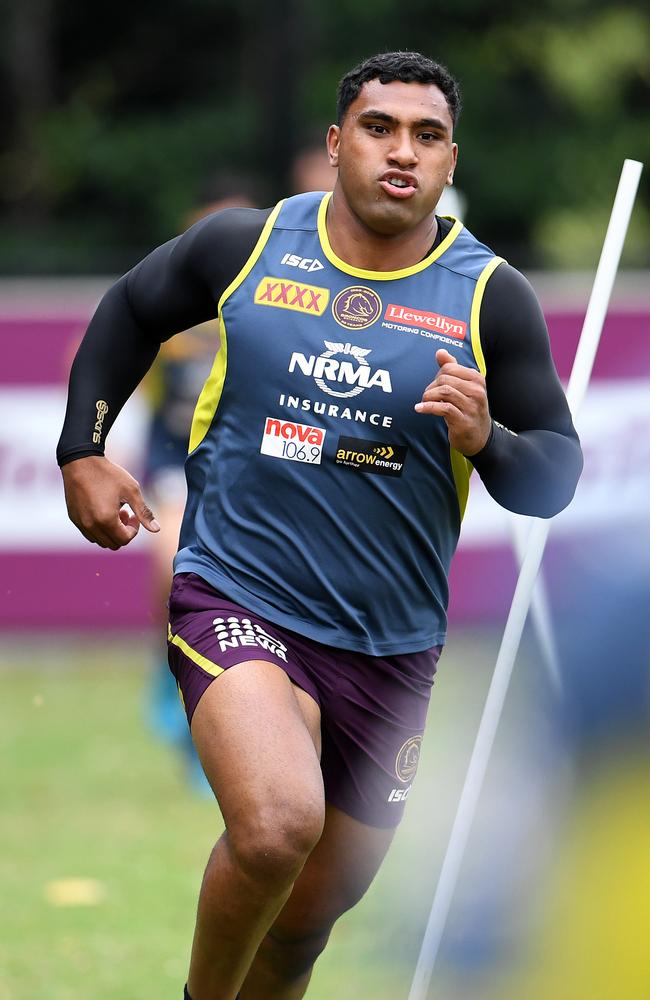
[57,208,582,518]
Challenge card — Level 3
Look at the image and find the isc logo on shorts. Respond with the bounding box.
[213,616,288,662]
[388,785,412,803]
[254,276,329,315]
[260,417,325,465]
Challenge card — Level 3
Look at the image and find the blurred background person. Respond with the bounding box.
[290,131,337,194]
[145,145,337,787]
[144,172,261,788]
[496,528,650,1000]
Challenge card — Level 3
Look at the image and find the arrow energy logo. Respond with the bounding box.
[334,435,407,477]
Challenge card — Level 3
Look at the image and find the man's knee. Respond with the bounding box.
[229,797,325,887]
[258,923,332,980]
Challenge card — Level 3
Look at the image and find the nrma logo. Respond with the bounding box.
[288,341,392,399]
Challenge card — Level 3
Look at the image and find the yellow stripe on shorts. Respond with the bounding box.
[167,623,224,678]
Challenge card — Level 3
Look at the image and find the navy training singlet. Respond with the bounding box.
[174,192,504,654]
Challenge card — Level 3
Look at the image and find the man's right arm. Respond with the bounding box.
[57,206,270,548]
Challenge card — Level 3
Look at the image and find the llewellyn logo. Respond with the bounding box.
[384,304,467,340]
[288,341,392,399]
[332,286,382,330]
[92,400,108,444]
[254,277,329,315]
[334,434,407,477]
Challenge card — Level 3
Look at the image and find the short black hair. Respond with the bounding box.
[336,51,461,128]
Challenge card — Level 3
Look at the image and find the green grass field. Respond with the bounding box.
[1,629,519,1000]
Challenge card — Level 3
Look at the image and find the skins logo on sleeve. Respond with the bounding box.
[92,400,109,444]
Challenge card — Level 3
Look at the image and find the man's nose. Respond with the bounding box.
[388,130,418,166]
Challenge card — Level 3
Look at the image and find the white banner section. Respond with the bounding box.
[0,387,148,550]
[0,380,647,550]
[460,378,650,543]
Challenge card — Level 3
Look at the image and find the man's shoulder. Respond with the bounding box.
[483,260,542,306]
[436,221,502,282]
[189,205,274,250]
[173,206,275,290]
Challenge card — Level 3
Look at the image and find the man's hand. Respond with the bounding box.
[414,349,492,456]
[61,455,160,550]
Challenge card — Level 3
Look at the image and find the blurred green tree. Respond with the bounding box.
[0,0,647,272]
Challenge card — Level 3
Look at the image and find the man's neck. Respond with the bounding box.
[325,188,438,272]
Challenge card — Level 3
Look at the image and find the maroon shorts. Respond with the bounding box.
[167,573,441,828]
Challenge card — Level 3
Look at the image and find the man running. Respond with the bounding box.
[57,51,582,1000]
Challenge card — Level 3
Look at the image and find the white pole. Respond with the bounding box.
[511,514,562,693]
[408,158,643,1000]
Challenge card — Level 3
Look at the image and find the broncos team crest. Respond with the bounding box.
[332,286,382,330]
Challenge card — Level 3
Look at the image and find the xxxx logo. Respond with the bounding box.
[373,445,394,459]
[254,276,329,316]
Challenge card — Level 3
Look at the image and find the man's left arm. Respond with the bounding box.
[415,263,583,517]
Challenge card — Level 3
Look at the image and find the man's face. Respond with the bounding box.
[327,79,458,236]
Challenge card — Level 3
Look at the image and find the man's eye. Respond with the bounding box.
[366,124,388,135]
[419,133,438,142]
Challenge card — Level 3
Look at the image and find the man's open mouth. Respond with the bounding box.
[379,172,418,198]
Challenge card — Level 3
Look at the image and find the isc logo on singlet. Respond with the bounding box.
[280,252,325,273]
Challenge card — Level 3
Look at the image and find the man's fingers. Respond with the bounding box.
[89,525,123,550]
[422,367,485,394]
[101,521,139,548]
[74,508,139,549]
[119,506,139,529]
[138,501,161,533]
[436,365,484,384]
[434,348,486,383]
[62,457,160,549]
[425,374,485,397]
[419,384,472,409]
[117,523,139,543]
[414,399,464,419]
[123,488,160,533]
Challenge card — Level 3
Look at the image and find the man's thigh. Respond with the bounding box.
[190,659,323,828]
[267,803,396,937]
[167,571,324,820]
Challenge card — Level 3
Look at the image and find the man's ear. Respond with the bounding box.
[327,124,341,167]
[447,142,458,185]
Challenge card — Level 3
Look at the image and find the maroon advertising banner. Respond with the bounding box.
[1,281,649,629]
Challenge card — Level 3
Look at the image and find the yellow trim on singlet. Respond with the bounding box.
[187,199,286,453]
[316,192,464,280]
[449,255,505,520]
[167,623,224,678]
[449,450,473,521]
[469,255,505,377]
